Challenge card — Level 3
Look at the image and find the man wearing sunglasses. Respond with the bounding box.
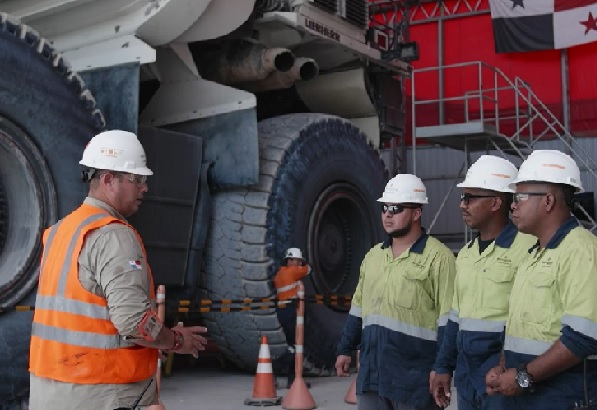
[29,130,208,410]
[336,174,456,410]
[430,155,535,410]
[485,150,597,409]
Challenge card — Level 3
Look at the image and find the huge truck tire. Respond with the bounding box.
[0,15,104,407]
[202,113,387,372]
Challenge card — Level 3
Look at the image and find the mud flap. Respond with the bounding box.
[129,126,205,294]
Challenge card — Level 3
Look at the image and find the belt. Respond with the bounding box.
[568,360,597,373]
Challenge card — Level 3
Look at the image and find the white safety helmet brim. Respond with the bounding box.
[457,179,513,193]
[509,177,584,193]
[80,166,155,176]
[456,155,517,193]
[284,247,305,261]
[376,194,427,204]
[79,130,153,176]
[508,150,583,193]
[377,174,428,204]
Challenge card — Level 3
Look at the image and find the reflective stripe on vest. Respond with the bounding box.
[30,204,157,384]
[276,281,300,295]
[32,322,122,349]
[43,212,107,298]
[34,294,109,320]
[274,265,310,301]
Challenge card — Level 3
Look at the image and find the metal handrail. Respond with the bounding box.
[411,60,597,232]
[412,61,597,172]
[412,61,507,173]
[510,77,597,177]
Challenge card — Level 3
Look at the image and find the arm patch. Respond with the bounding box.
[138,310,161,341]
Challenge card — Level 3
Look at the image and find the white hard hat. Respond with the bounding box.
[284,248,304,260]
[457,155,517,193]
[510,150,583,193]
[79,130,153,175]
[377,174,428,204]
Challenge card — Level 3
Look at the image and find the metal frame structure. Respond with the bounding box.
[411,60,597,241]
[405,0,592,245]
[368,0,413,48]
[367,0,419,175]
[410,0,490,24]
[364,0,493,177]
[369,0,490,26]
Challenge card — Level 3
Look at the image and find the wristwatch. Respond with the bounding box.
[515,363,535,393]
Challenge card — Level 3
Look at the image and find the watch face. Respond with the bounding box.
[516,372,530,388]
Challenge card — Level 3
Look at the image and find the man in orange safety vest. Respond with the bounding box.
[274,247,311,388]
[29,130,208,410]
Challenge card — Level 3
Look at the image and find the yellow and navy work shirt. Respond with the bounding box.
[337,231,456,408]
[433,223,535,403]
[504,217,597,408]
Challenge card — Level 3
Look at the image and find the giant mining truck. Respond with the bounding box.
[0,0,410,405]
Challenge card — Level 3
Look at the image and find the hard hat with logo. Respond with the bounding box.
[509,150,583,193]
[457,155,517,193]
[79,130,153,175]
[284,248,305,261]
[377,174,428,204]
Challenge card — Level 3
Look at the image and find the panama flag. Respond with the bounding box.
[489,0,597,53]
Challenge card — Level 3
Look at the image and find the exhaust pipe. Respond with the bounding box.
[238,58,320,93]
[292,58,319,82]
[200,40,295,85]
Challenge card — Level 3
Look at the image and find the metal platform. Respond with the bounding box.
[411,61,597,235]
[415,121,530,154]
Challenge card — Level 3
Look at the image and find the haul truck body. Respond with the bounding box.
[0,0,409,406]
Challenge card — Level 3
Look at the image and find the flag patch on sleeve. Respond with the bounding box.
[128,260,143,270]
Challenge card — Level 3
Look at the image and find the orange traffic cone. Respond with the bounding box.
[282,283,316,410]
[244,336,282,406]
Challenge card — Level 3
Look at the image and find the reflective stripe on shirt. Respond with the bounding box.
[364,314,437,341]
[349,306,362,318]
[459,317,505,333]
[505,335,551,356]
[562,315,597,340]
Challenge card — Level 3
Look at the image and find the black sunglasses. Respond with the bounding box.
[460,193,497,205]
[381,204,419,215]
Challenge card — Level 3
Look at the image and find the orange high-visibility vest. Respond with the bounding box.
[273,265,310,301]
[30,203,158,384]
